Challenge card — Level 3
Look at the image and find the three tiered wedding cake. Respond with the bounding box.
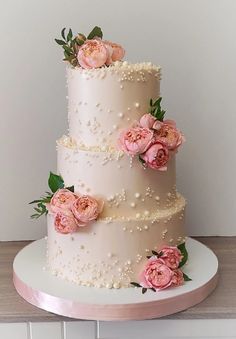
[31,26,189,292]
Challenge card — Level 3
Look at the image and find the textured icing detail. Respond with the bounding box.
[57,142,178,217]
[67,61,161,77]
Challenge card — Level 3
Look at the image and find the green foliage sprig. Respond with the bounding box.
[149,97,166,121]
[55,26,103,67]
[130,242,192,293]
[29,172,74,219]
[130,282,156,294]
[177,242,189,269]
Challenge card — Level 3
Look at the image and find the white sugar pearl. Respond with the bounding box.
[113,282,120,289]
[106,282,113,289]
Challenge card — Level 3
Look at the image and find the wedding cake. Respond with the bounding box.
[31,27,190,292]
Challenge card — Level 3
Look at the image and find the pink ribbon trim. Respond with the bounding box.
[13,270,218,320]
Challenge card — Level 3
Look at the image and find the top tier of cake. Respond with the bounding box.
[66,61,161,148]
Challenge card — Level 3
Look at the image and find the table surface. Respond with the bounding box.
[0,237,235,323]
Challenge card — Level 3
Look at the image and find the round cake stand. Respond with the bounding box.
[13,238,218,321]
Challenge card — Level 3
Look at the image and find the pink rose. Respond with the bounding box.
[140,257,174,290]
[139,113,156,129]
[118,127,154,156]
[172,269,184,287]
[72,195,103,223]
[154,120,185,150]
[160,246,183,270]
[54,211,78,234]
[140,142,169,171]
[48,189,76,214]
[103,40,125,64]
[77,39,108,69]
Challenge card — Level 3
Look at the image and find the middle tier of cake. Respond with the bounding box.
[57,136,179,218]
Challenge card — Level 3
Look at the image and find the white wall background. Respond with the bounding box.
[1,0,236,240]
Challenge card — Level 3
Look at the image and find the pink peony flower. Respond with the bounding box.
[118,127,154,156]
[54,211,78,234]
[139,113,156,129]
[140,142,169,171]
[72,195,103,223]
[160,246,183,270]
[77,39,108,69]
[140,257,174,290]
[103,40,125,64]
[172,269,184,287]
[48,189,76,214]
[153,120,185,150]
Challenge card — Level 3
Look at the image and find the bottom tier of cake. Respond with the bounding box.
[46,195,186,288]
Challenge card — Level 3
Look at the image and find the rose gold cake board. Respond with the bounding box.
[13,237,218,321]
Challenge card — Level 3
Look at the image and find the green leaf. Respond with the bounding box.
[41,195,52,203]
[149,96,166,121]
[130,282,141,288]
[183,272,192,281]
[142,288,147,294]
[87,26,103,39]
[138,156,146,165]
[152,250,158,256]
[31,213,40,219]
[67,28,73,42]
[55,38,66,46]
[178,242,188,268]
[157,251,163,258]
[63,45,74,56]
[150,287,156,292]
[146,255,152,259]
[61,27,66,40]
[29,199,43,205]
[48,172,64,193]
[66,185,75,193]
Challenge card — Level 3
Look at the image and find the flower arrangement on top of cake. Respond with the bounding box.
[55,26,125,68]
[117,97,185,171]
